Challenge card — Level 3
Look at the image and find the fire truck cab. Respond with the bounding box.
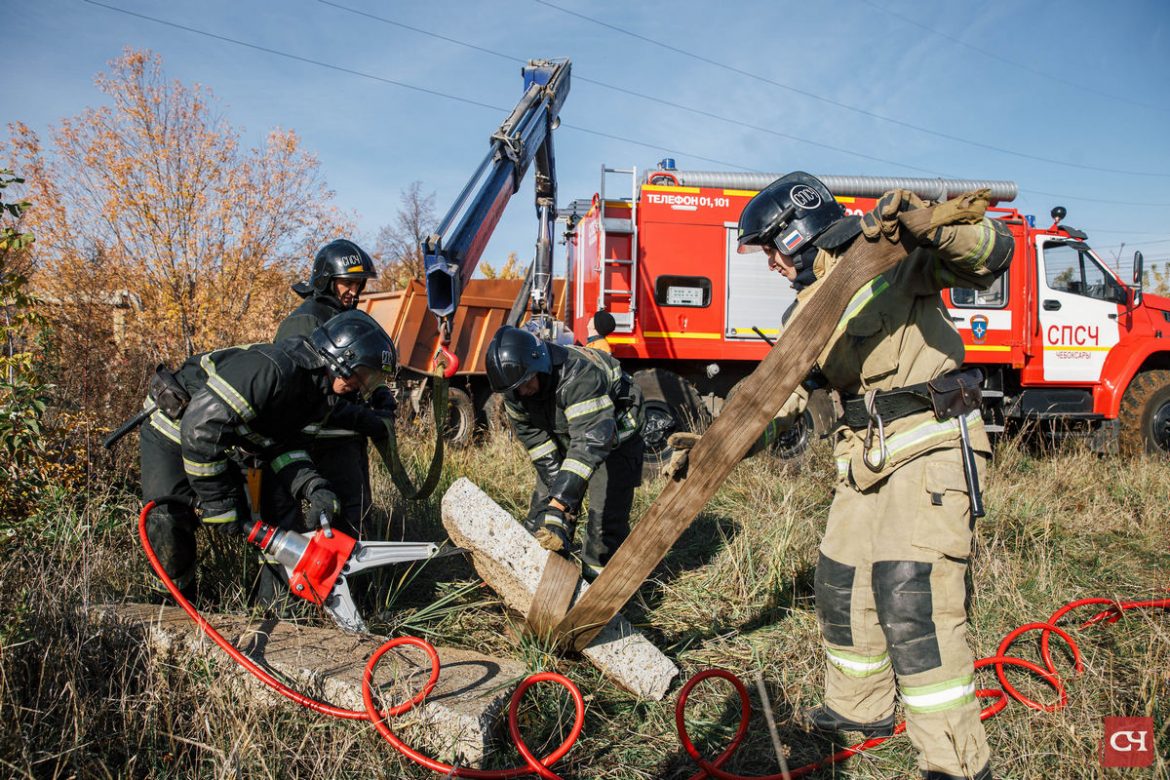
[561,164,1170,467]
[946,206,1170,454]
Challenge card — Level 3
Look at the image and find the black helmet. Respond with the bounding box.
[736,172,844,257]
[308,310,397,393]
[306,239,377,302]
[486,326,551,393]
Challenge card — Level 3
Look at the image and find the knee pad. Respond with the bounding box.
[872,560,941,675]
[814,553,856,646]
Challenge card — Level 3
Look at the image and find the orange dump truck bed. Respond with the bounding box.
[359,278,565,377]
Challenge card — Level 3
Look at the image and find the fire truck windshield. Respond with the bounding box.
[1043,241,1127,305]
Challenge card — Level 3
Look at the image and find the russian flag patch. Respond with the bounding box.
[781,229,804,252]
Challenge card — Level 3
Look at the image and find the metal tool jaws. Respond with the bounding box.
[322,578,367,633]
[321,541,467,633]
[343,540,442,576]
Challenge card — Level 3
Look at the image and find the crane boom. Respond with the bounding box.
[423,58,571,337]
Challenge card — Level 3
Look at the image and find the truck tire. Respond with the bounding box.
[633,369,710,479]
[423,385,476,448]
[723,381,834,461]
[482,392,513,439]
[1118,369,1170,455]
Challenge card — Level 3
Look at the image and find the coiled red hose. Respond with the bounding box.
[138,500,584,778]
[675,595,1170,779]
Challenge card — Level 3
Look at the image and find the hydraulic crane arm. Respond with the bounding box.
[423,58,571,339]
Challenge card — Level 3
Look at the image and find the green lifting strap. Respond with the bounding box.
[371,376,449,501]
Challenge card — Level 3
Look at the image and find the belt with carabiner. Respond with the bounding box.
[842,367,985,474]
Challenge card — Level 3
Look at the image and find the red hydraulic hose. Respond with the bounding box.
[138,500,584,778]
[674,594,1170,779]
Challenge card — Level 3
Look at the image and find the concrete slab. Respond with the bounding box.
[91,603,527,767]
[441,477,679,700]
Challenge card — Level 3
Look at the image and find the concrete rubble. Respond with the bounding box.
[441,476,679,700]
[91,603,527,767]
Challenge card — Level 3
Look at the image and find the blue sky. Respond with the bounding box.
[5,0,1170,278]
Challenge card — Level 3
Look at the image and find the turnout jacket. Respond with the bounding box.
[767,215,1014,489]
[275,290,344,342]
[275,291,364,442]
[147,339,386,525]
[504,344,643,512]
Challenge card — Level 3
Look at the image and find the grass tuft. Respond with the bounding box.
[1,428,1166,777]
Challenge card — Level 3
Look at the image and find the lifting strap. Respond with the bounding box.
[371,375,449,501]
[543,205,941,651]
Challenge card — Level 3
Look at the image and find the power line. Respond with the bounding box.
[533,0,1170,179]
[318,0,948,176]
[81,0,505,112]
[1019,188,1170,208]
[81,0,756,171]
[81,0,1170,212]
[315,0,1170,206]
[858,0,1165,114]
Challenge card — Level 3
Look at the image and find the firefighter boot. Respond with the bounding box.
[795,704,896,740]
[922,766,992,780]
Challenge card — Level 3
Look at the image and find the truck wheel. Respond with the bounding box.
[482,392,513,439]
[429,386,475,448]
[1118,369,1170,455]
[633,369,709,479]
[723,381,832,461]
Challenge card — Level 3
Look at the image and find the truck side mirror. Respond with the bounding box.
[1131,250,1144,308]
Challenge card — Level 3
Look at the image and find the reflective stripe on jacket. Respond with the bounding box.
[504,343,644,511]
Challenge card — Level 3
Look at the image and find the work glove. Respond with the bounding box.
[355,405,393,442]
[306,486,340,533]
[534,505,573,554]
[922,188,991,235]
[858,189,926,243]
[368,385,397,420]
[660,431,702,480]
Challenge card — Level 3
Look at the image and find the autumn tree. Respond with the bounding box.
[374,180,435,290]
[6,48,350,426]
[480,251,526,280]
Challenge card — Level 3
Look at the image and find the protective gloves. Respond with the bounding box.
[534,505,573,553]
[923,188,991,234]
[858,189,926,243]
[860,188,991,247]
[307,486,340,532]
[355,405,393,442]
[660,431,702,480]
[368,385,397,420]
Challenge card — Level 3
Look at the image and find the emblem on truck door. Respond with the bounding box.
[971,315,989,343]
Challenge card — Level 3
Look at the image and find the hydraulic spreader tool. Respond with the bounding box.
[243,518,465,633]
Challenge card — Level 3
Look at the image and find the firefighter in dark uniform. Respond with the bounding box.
[670,173,1012,780]
[139,310,397,600]
[485,326,644,579]
[274,239,394,539]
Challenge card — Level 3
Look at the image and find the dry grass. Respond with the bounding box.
[1,429,1167,779]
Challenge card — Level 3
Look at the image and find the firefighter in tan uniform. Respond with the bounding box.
[671,172,1012,780]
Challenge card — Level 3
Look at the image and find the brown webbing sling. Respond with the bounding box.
[531,207,939,650]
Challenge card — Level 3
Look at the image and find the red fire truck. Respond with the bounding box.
[559,164,1170,468]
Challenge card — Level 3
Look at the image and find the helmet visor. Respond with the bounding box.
[352,365,394,396]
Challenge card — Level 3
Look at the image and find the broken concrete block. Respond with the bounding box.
[91,603,527,767]
[441,477,679,700]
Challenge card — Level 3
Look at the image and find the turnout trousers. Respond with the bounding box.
[815,446,991,778]
[525,434,645,572]
[141,423,287,605]
[255,436,372,608]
